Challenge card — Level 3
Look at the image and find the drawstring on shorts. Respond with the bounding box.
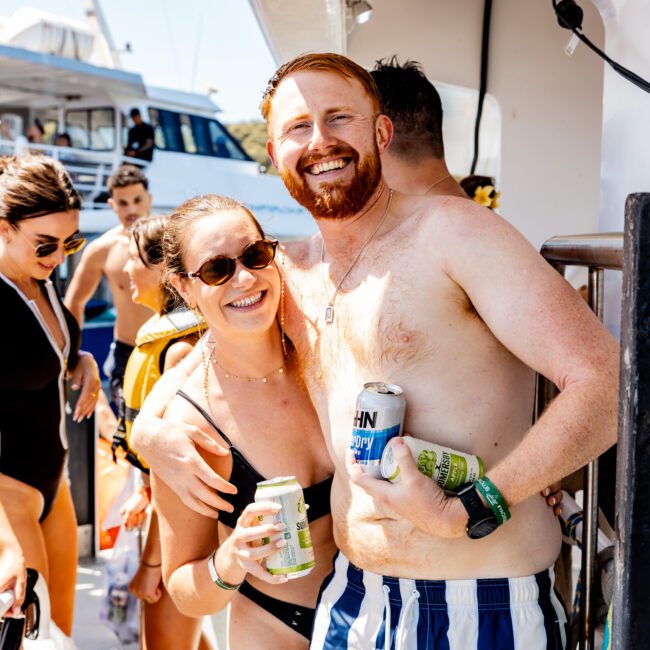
[383,586,420,650]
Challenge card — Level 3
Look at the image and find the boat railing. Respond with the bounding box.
[538,232,622,650]
[0,137,147,207]
[538,193,650,649]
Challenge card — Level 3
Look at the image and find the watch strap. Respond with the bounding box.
[457,482,499,539]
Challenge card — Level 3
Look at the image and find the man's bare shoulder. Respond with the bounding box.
[407,193,528,250]
[280,234,321,269]
[83,226,126,259]
[93,224,126,245]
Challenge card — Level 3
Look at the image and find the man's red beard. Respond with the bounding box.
[280,144,382,220]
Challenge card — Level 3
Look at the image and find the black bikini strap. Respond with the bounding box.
[176,389,234,447]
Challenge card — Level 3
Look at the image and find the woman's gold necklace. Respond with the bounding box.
[211,353,284,383]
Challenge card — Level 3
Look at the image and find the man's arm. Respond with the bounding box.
[64,239,107,327]
[131,342,233,518]
[352,199,619,537]
[443,202,619,506]
[138,136,154,156]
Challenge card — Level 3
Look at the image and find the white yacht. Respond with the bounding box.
[0,6,311,241]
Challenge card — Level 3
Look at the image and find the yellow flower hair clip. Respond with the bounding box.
[460,175,500,210]
[473,185,500,210]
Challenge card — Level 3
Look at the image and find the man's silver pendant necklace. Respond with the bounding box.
[321,189,394,325]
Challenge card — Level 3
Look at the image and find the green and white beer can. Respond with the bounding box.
[380,436,484,492]
[255,476,315,579]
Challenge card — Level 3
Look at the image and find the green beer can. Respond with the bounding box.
[380,436,484,492]
[255,476,315,579]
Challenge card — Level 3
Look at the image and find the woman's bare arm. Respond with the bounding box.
[152,397,286,616]
[131,342,235,517]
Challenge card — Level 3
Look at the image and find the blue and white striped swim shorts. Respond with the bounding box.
[310,552,567,649]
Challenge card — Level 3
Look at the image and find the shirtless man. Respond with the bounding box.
[370,57,467,200]
[65,164,152,404]
[132,54,618,648]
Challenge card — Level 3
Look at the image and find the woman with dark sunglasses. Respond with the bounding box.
[150,195,335,649]
[0,155,100,642]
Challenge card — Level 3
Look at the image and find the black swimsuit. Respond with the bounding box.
[176,390,333,639]
[0,274,80,521]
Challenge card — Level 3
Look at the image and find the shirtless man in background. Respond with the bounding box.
[370,56,468,200]
[132,54,618,648]
[65,164,152,406]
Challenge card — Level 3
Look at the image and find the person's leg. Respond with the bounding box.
[0,475,48,580]
[142,588,203,650]
[41,481,77,636]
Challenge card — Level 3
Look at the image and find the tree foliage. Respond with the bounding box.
[226,120,277,175]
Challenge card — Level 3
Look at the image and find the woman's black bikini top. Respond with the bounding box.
[176,390,333,528]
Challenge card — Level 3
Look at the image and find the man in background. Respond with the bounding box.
[125,108,155,162]
[371,56,467,199]
[65,164,152,409]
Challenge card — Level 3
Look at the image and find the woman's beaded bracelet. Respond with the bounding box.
[207,550,243,591]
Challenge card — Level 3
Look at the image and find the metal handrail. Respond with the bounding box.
[540,233,623,270]
[538,231,622,650]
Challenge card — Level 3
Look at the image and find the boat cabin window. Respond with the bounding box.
[65,108,116,151]
[179,114,197,154]
[148,107,250,161]
[436,84,500,180]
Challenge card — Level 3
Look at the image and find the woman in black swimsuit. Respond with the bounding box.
[0,155,100,637]
[151,195,336,649]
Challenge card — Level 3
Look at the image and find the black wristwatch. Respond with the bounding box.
[457,482,499,539]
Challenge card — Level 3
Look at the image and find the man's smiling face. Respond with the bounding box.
[266,70,389,220]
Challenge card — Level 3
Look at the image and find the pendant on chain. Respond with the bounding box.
[325,305,334,324]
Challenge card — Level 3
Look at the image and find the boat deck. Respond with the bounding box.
[72,555,227,649]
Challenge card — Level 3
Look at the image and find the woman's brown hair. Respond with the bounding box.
[131,214,177,315]
[162,194,265,285]
[0,155,81,225]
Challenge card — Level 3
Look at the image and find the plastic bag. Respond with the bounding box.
[99,462,134,550]
[99,525,140,644]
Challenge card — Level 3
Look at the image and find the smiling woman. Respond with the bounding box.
[0,154,101,643]
[148,194,336,649]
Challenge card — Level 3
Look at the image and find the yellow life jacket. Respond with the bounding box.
[112,308,202,472]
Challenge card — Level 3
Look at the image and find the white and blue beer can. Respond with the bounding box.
[351,382,405,477]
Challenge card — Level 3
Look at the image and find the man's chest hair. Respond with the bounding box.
[287,267,444,376]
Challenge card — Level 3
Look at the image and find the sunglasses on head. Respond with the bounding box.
[186,238,278,286]
[15,225,86,258]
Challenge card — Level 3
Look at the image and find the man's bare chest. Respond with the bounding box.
[104,244,130,291]
[285,263,462,382]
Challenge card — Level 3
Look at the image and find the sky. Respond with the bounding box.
[1,0,277,123]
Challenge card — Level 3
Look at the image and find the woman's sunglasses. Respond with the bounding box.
[15,226,86,258]
[186,239,278,286]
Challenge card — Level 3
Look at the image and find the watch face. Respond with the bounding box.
[467,515,499,539]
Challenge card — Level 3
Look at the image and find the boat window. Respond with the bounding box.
[149,108,183,152]
[179,114,197,154]
[207,120,249,160]
[189,115,214,156]
[65,108,115,151]
[147,107,251,160]
[436,83,500,180]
